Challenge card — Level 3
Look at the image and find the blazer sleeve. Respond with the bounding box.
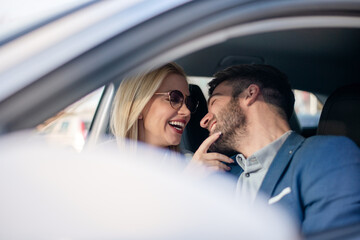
[298,136,360,234]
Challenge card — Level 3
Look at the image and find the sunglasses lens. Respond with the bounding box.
[169,90,198,113]
[169,90,184,109]
[186,96,199,113]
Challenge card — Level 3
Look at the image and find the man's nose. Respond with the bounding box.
[200,112,213,129]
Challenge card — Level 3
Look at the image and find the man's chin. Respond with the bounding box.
[208,142,237,157]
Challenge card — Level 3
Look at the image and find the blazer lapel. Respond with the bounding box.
[256,132,305,201]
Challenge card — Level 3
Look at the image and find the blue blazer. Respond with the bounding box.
[228,132,360,234]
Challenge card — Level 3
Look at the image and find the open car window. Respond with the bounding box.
[36,86,104,152]
[294,90,323,129]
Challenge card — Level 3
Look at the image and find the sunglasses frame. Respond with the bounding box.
[154,90,199,113]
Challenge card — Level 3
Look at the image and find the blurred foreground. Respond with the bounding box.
[0,131,300,239]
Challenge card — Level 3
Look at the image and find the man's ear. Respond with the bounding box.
[244,84,260,105]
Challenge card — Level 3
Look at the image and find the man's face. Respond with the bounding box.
[200,82,247,154]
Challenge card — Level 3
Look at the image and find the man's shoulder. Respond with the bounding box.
[305,134,355,143]
[291,134,359,167]
[302,135,358,151]
[279,132,357,156]
[280,132,358,150]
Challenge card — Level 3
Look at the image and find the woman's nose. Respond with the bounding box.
[200,112,213,129]
[179,102,191,116]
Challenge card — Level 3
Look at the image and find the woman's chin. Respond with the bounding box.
[165,137,181,147]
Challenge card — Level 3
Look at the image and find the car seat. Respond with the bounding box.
[317,84,360,146]
[289,112,301,135]
[180,84,209,153]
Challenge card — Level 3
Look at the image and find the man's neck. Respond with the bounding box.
[235,113,291,158]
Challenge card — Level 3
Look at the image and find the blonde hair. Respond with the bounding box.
[110,62,187,151]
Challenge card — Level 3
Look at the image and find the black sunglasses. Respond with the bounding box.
[154,90,199,113]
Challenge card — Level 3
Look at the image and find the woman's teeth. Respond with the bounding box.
[168,121,185,130]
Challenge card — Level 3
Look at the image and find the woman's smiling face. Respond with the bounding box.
[138,73,191,148]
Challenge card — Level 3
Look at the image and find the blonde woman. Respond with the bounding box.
[111,63,233,172]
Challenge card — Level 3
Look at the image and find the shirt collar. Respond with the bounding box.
[235,131,293,173]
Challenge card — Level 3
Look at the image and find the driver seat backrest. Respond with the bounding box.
[180,84,209,153]
[317,84,360,146]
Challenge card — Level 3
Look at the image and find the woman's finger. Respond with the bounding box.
[201,152,234,164]
[195,132,222,153]
[204,161,231,171]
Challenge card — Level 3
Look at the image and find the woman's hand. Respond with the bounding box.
[185,132,234,175]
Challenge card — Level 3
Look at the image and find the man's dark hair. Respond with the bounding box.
[208,64,295,120]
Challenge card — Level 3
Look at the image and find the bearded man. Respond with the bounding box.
[199,64,360,235]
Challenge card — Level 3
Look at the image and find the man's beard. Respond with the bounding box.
[208,99,247,156]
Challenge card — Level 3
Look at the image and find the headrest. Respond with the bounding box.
[180,84,209,153]
[317,84,360,146]
[289,112,301,134]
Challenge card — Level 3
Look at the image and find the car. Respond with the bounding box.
[0,0,359,239]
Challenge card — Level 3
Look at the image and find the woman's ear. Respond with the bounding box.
[245,84,260,105]
[138,114,143,120]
